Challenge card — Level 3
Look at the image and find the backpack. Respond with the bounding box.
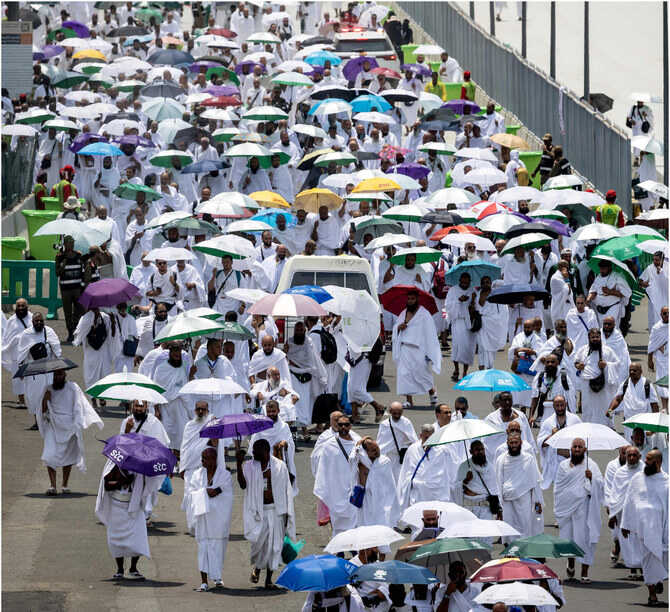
[431,260,448,299]
[621,377,651,399]
[538,370,570,392]
[366,336,384,365]
[87,313,108,350]
[310,328,337,364]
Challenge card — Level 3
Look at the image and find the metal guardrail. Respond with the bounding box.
[2,260,62,319]
[1,135,37,210]
[397,1,633,216]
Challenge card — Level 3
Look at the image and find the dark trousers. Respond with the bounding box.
[60,285,83,335]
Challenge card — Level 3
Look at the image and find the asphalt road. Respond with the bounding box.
[2,300,666,612]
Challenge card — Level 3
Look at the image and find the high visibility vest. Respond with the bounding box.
[599,203,621,226]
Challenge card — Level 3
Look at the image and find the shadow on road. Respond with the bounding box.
[566,580,640,590]
[24,492,94,499]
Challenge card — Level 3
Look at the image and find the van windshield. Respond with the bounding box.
[335,38,392,53]
[290,271,371,294]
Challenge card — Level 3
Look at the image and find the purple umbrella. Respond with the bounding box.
[511,211,533,222]
[205,85,240,97]
[537,218,572,236]
[342,56,379,82]
[62,20,91,38]
[39,44,65,59]
[103,433,176,476]
[200,414,273,439]
[400,63,431,77]
[189,60,221,73]
[69,133,107,154]
[79,279,140,309]
[234,61,266,75]
[387,162,430,180]
[115,134,157,148]
[443,100,481,115]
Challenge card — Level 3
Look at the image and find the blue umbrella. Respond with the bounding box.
[304,50,342,66]
[351,561,440,585]
[78,142,123,156]
[276,555,357,591]
[308,97,348,116]
[102,433,177,476]
[443,259,502,287]
[454,369,531,392]
[350,94,392,113]
[284,285,333,304]
[250,210,297,229]
[181,159,230,174]
[488,283,549,305]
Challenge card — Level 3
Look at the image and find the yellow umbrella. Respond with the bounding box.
[72,49,107,61]
[294,188,343,212]
[490,133,529,150]
[352,177,402,193]
[250,190,290,208]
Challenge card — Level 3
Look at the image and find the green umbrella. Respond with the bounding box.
[87,75,114,88]
[242,106,289,122]
[587,255,638,290]
[142,97,186,122]
[409,538,492,578]
[390,246,442,265]
[271,71,313,87]
[218,321,254,341]
[16,109,56,125]
[52,71,90,89]
[155,316,226,343]
[113,182,163,202]
[205,65,240,85]
[256,151,290,169]
[86,371,166,397]
[75,62,104,75]
[212,127,241,143]
[593,235,664,262]
[622,412,669,433]
[117,79,145,93]
[382,204,425,222]
[354,217,403,242]
[163,217,220,236]
[135,7,164,23]
[47,27,78,41]
[150,149,194,168]
[656,375,669,388]
[501,534,585,559]
[315,151,357,168]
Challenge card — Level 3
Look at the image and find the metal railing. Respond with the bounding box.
[397,1,633,216]
[2,135,37,210]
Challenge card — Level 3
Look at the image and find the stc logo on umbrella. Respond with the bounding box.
[153,463,168,473]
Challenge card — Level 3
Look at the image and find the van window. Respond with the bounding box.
[289,271,372,294]
[335,38,392,53]
[344,272,369,292]
[291,271,315,286]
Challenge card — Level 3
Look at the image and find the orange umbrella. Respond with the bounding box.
[430,225,483,241]
[249,190,290,209]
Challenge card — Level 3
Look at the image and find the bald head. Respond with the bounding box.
[645,449,663,475]
[389,401,403,421]
[330,411,344,430]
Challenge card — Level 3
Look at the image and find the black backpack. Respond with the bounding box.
[621,377,651,399]
[87,313,108,350]
[310,328,338,364]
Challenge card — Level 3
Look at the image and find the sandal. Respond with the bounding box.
[213,580,224,589]
[430,394,439,407]
[566,565,575,580]
[127,571,145,580]
[46,487,57,496]
[112,572,124,580]
[61,487,71,494]
[648,598,661,607]
[194,584,208,592]
[250,568,261,584]
[580,576,591,584]
[450,372,459,382]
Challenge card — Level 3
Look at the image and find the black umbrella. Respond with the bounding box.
[355,151,380,161]
[140,80,186,98]
[422,107,460,123]
[488,283,549,305]
[197,55,231,65]
[107,25,150,37]
[419,119,463,133]
[420,211,465,225]
[310,86,357,102]
[14,358,78,379]
[505,222,560,239]
[303,36,334,47]
[588,93,614,113]
[103,112,141,124]
[181,159,230,173]
[147,49,195,66]
[172,126,208,147]
[382,91,418,104]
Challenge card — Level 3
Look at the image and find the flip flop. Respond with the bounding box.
[112,572,124,580]
[250,568,260,584]
[127,571,145,581]
[46,487,57,496]
[580,577,592,584]
[450,372,459,382]
[194,584,208,592]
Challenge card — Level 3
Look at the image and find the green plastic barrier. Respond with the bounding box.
[444,82,462,101]
[429,61,440,74]
[1,237,26,291]
[22,210,59,261]
[519,151,542,190]
[444,170,453,188]
[506,125,522,135]
[1,260,62,319]
[42,196,62,211]
[401,44,418,64]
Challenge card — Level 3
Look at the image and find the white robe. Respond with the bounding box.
[397,440,456,510]
[640,262,668,328]
[573,344,620,426]
[451,459,498,522]
[648,320,669,397]
[565,306,598,354]
[250,378,299,423]
[589,273,632,326]
[250,420,298,494]
[1,311,33,396]
[602,328,631,383]
[73,311,115,389]
[484,408,537,458]
[537,412,583,489]
[549,271,574,324]
[376,416,418,482]
[171,263,206,310]
[507,331,543,408]
[445,286,476,365]
[612,376,659,441]
[392,306,441,396]
[179,415,213,528]
[349,447,400,528]
[111,312,137,375]
[285,335,327,425]
[553,458,604,565]
[248,348,290,382]
[192,355,236,418]
[475,300,508,368]
[152,360,190,449]
[606,462,644,568]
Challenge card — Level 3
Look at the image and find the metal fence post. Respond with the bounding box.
[583,2,590,102]
[521,2,527,58]
[550,1,556,79]
[489,1,496,36]
[470,1,475,19]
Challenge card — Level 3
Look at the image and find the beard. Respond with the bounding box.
[545,367,558,379]
[588,340,601,351]
[168,356,182,368]
[52,378,66,390]
[571,452,585,465]
[472,454,487,466]
[644,463,658,476]
[132,411,147,422]
[293,333,305,345]
[508,446,521,456]
[406,302,418,313]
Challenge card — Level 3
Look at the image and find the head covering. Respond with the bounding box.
[463,70,471,78]
[64,196,80,210]
[543,133,552,140]
[606,189,616,201]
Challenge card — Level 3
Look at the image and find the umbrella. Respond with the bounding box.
[354,111,396,125]
[60,20,90,37]
[247,190,289,209]
[276,555,356,592]
[390,163,431,181]
[351,93,391,113]
[453,147,498,163]
[271,71,313,87]
[409,539,492,578]
[462,167,508,187]
[371,67,402,79]
[216,321,254,341]
[364,234,417,251]
[471,558,558,583]
[43,119,80,133]
[438,519,521,539]
[637,239,669,257]
[249,294,327,317]
[86,370,165,397]
[382,89,419,104]
[304,50,342,66]
[443,260,501,286]
[641,208,670,220]
[353,217,402,241]
[102,433,176,477]
[474,582,558,607]
[380,285,438,316]
[425,419,504,448]
[135,7,164,24]
[154,314,227,342]
[78,142,123,157]
[203,85,240,97]
[502,534,585,559]
[284,285,334,304]
[200,414,273,439]
[384,173,421,191]
[249,211,296,229]
[297,148,336,171]
[292,124,328,139]
[14,358,77,379]
[593,235,663,261]
[390,246,442,265]
[440,234,496,252]
[488,283,549,304]
[149,149,194,168]
[223,142,272,159]
[543,175,583,190]
[310,99,352,117]
[179,378,247,397]
[163,217,220,237]
[34,219,107,252]
[225,219,273,234]
[381,205,425,222]
[413,44,445,56]
[587,255,637,289]
[454,368,531,392]
[205,192,260,212]
[347,191,393,203]
[418,142,456,157]
[294,188,343,212]
[184,307,223,320]
[637,180,669,199]
[420,211,465,226]
[622,412,669,434]
[527,208,568,222]
[315,151,357,168]
[502,232,557,252]
[211,127,242,142]
[243,106,290,122]
[141,98,186,122]
[225,288,270,304]
[144,247,194,262]
[324,526,404,554]
[399,502,476,530]
[155,118,193,146]
[444,100,482,115]
[145,210,192,229]
[97,384,167,405]
[79,279,139,309]
[15,109,55,125]
[72,49,106,62]
[490,133,529,149]
[619,225,665,239]
[2,124,38,138]
[477,213,525,234]
[496,186,542,202]
[351,562,439,585]
[430,225,481,240]
[631,135,663,155]
[572,223,620,242]
[192,235,256,260]
[195,200,246,219]
[320,286,381,352]
[107,25,150,37]
[200,95,242,108]
[180,160,229,175]
[140,80,186,98]
[247,31,281,44]
[546,423,628,451]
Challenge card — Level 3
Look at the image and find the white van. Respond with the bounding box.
[333,31,401,74]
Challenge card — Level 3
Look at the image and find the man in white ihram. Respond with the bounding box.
[553,438,604,583]
[38,368,103,496]
[451,440,499,521]
[392,289,441,409]
[376,402,418,481]
[494,433,543,542]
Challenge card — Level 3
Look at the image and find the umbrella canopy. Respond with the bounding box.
[103,433,176,477]
[351,561,439,585]
[409,538,492,578]
[200,414,273,439]
[488,284,549,305]
[249,294,327,317]
[425,188,477,210]
[145,210,192,229]
[225,219,273,234]
[147,49,194,66]
[271,71,314,87]
[636,239,669,257]
[16,108,56,124]
[225,288,270,304]
[315,151,357,168]
[474,582,558,607]
[471,201,512,219]
[353,217,402,242]
[453,147,498,163]
[440,233,496,252]
[216,321,254,341]
[593,235,663,261]
[631,134,663,155]
[463,167,508,186]
[500,232,553,255]
[249,210,296,229]
[399,502,476,530]
[321,286,381,352]
[622,412,669,434]
[425,419,503,447]
[249,190,290,209]
[78,142,123,157]
[351,94,392,114]
[14,358,77,379]
[420,211,465,226]
[223,142,272,159]
[454,369,531,392]
[502,534,585,559]
[546,422,628,450]
[180,160,229,176]
[382,88,419,104]
[34,219,107,252]
[304,50,342,66]
[439,519,521,539]
[637,180,669,199]
[382,204,425,222]
[477,213,525,234]
[324,525,404,554]
[284,285,334,304]
[141,80,186,98]
[86,370,165,397]
[79,279,139,309]
[364,233,417,251]
[380,285,438,316]
[619,224,665,239]
[294,188,343,212]
[141,98,186,122]
[390,246,442,265]
[505,222,560,239]
[430,225,482,240]
[179,378,247,397]
[543,175,583,190]
[149,149,194,169]
[490,133,529,149]
[276,555,356,592]
[352,177,402,193]
[527,208,568,222]
[44,118,80,132]
[587,255,638,289]
[192,235,256,260]
[413,44,445,56]
[243,106,290,122]
[97,384,167,404]
[113,182,163,202]
[496,186,542,202]
[144,247,194,262]
[184,307,223,320]
[154,314,227,342]
[471,558,558,583]
[572,223,620,242]
[355,111,396,125]
[443,260,501,286]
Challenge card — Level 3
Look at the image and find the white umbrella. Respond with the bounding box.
[441,233,496,251]
[543,175,583,190]
[623,412,669,432]
[571,223,620,242]
[474,582,558,607]
[399,502,476,531]
[618,225,665,239]
[145,210,192,229]
[462,167,507,186]
[324,525,405,554]
[631,135,663,155]
[438,519,521,539]
[243,51,276,63]
[413,44,445,56]
[179,377,247,397]
[313,100,353,117]
[34,219,107,252]
[630,91,652,103]
[477,213,525,234]
[195,200,248,218]
[354,111,396,125]
[637,180,669,199]
[276,60,314,74]
[246,31,281,44]
[43,118,80,132]
[2,124,38,137]
[636,239,669,256]
[225,288,270,304]
[185,92,214,105]
[154,313,227,343]
[192,235,257,260]
[321,286,380,352]
[420,91,445,113]
[527,209,568,222]
[243,106,289,122]
[545,423,628,451]
[495,186,542,202]
[500,233,552,256]
[86,369,165,395]
[271,71,313,87]
[321,174,356,190]
[425,419,503,447]
[205,191,260,210]
[224,142,272,158]
[418,141,454,155]
[384,173,422,191]
[346,191,392,202]
[61,106,102,120]
[201,108,239,122]
[225,219,273,233]
[641,209,670,220]
[144,247,195,262]
[104,119,143,136]
[185,307,223,320]
[150,149,194,168]
[425,188,478,209]
[292,123,327,139]
[382,204,426,222]
[364,233,417,251]
[98,384,167,404]
[453,147,498,163]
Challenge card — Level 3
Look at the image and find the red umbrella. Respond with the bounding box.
[471,201,512,220]
[430,225,483,241]
[470,558,558,583]
[380,285,438,316]
[201,95,242,108]
[206,28,237,39]
[371,67,402,79]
